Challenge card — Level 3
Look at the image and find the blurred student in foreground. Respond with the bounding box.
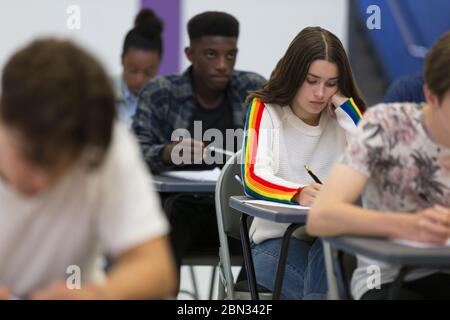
[0,38,176,299]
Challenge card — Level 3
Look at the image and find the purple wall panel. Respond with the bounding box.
[141,0,181,75]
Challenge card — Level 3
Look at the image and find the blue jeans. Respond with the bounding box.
[251,238,327,300]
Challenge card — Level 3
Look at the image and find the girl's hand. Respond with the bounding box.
[327,92,349,117]
[294,183,322,206]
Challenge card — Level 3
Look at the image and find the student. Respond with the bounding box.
[132,11,265,289]
[0,39,176,299]
[115,8,163,127]
[242,27,366,299]
[307,31,450,300]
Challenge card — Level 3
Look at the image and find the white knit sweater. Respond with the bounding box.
[248,103,359,244]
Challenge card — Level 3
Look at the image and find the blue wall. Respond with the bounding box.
[356,0,450,81]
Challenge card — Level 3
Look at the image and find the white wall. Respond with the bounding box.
[0,0,139,76]
[181,0,349,79]
[1,0,349,80]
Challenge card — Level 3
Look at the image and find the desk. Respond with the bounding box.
[323,236,450,299]
[229,196,309,300]
[229,196,308,223]
[152,174,217,299]
[152,175,216,193]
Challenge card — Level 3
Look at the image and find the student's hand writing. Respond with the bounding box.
[30,281,110,300]
[161,138,205,165]
[295,183,322,206]
[403,205,450,243]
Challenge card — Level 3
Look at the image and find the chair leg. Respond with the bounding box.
[323,241,341,300]
[189,266,200,300]
[218,244,235,300]
[217,268,226,300]
[208,266,217,300]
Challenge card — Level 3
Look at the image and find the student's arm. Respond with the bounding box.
[102,236,176,299]
[307,163,450,243]
[331,93,363,138]
[30,236,176,300]
[132,79,173,173]
[307,106,450,242]
[242,98,309,204]
[0,285,11,299]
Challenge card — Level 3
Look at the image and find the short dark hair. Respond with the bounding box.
[122,8,164,57]
[0,38,115,169]
[247,26,366,112]
[187,11,239,41]
[424,31,450,102]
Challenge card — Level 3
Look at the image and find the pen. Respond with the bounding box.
[304,165,322,184]
[207,146,235,157]
[235,175,243,186]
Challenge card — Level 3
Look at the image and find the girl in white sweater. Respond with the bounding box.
[242,27,366,299]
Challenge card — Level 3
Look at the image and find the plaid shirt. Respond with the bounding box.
[132,67,266,172]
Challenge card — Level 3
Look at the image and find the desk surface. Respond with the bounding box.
[229,196,308,223]
[324,236,450,266]
[153,175,216,193]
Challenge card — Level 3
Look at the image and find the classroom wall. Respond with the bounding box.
[0,0,348,81]
[181,0,349,78]
[0,0,139,77]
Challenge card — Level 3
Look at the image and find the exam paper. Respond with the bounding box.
[242,199,310,210]
[160,167,221,182]
[392,238,450,248]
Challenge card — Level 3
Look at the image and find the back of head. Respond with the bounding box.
[0,38,115,169]
[247,26,366,111]
[123,8,164,57]
[187,11,239,41]
[424,31,450,102]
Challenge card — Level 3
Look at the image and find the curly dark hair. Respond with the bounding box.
[0,38,116,169]
[187,11,239,41]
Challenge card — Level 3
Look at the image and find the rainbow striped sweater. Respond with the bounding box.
[242,97,363,206]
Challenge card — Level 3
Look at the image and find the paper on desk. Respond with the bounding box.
[242,199,310,210]
[160,167,221,182]
[392,238,450,248]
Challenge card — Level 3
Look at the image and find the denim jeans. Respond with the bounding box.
[251,237,328,300]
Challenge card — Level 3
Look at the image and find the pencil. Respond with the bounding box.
[304,165,322,184]
[207,146,234,157]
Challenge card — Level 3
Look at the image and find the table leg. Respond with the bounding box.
[272,223,302,300]
[240,213,259,300]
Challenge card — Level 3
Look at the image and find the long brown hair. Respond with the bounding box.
[247,26,366,111]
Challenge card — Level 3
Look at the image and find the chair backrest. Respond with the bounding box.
[215,150,244,299]
[215,150,273,300]
[215,150,244,240]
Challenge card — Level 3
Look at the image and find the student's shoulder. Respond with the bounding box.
[362,102,423,132]
[231,70,266,90]
[102,121,144,172]
[247,97,283,123]
[139,73,188,100]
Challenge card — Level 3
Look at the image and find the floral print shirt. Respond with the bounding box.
[340,102,450,299]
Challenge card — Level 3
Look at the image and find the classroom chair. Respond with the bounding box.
[215,150,272,299]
